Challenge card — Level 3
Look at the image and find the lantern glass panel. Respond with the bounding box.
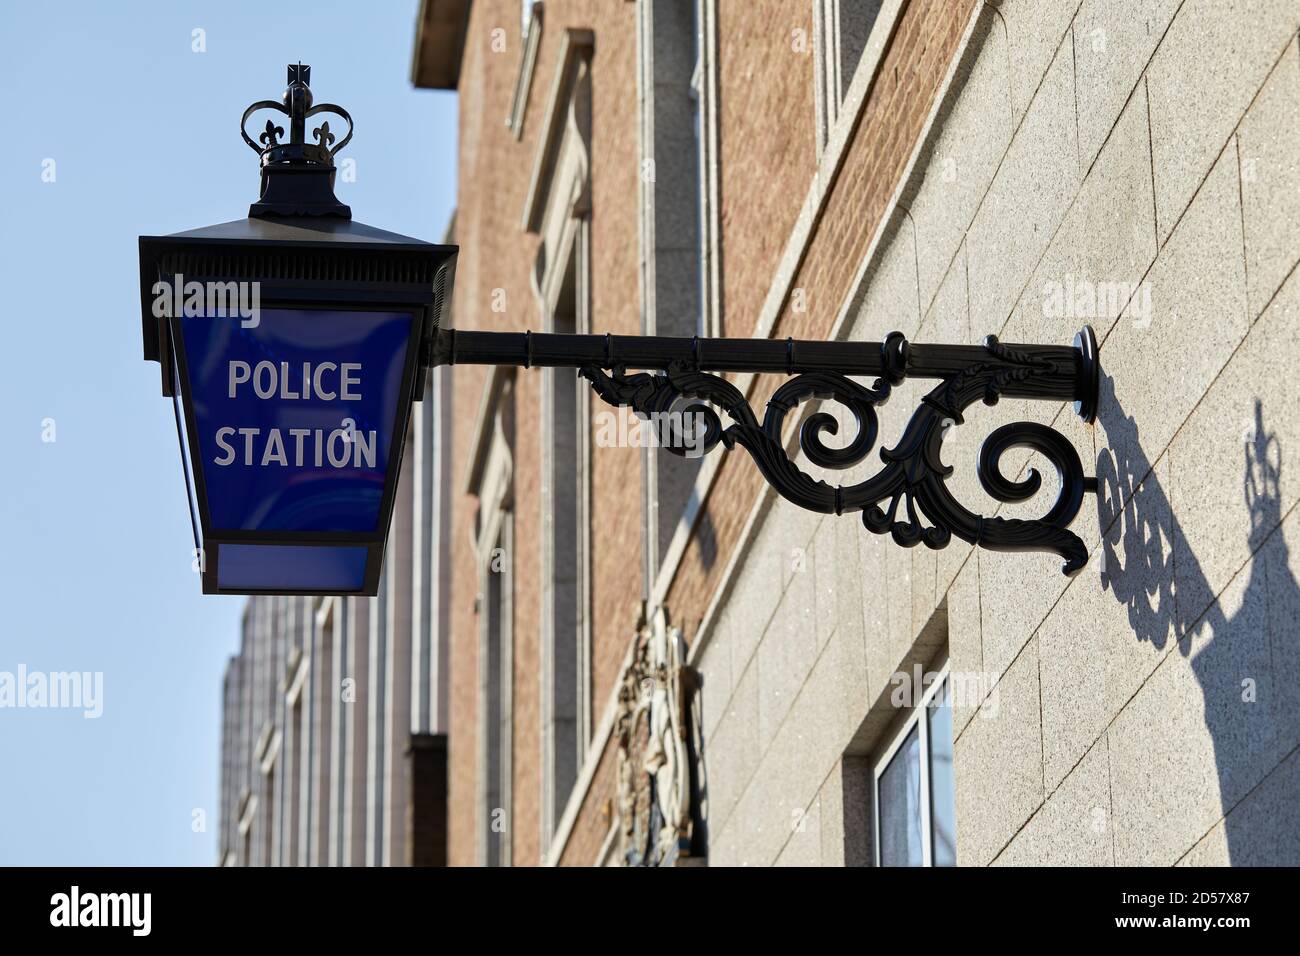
[216,543,369,591]
[173,307,416,533]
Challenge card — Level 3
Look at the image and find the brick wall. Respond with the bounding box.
[449,0,845,869]
[562,0,978,864]
[716,1,818,340]
[667,0,977,654]
[447,0,643,867]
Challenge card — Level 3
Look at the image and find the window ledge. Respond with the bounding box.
[507,5,544,139]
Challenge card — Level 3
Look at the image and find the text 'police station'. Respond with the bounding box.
[214,360,377,469]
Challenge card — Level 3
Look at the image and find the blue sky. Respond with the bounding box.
[0,0,457,865]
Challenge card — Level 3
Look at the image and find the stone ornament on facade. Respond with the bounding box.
[616,608,700,867]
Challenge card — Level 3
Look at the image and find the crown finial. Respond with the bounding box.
[240,64,353,218]
[241,63,351,167]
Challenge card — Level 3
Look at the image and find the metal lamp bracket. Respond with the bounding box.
[432,325,1103,576]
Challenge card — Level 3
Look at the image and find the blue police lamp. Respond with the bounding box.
[139,65,456,595]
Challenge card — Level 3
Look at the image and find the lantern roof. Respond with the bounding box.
[137,64,458,368]
[138,217,457,366]
[151,214,443,246]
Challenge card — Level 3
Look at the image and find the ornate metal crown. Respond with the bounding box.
[241,63,353,166]
[240,64,354,217]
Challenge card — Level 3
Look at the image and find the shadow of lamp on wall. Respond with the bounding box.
[1097,373,1299,865]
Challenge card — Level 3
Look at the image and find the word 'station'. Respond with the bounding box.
[214,360,375,469]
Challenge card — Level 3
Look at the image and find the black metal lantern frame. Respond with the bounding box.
[141,65,1101,596]
[140,66,456,595]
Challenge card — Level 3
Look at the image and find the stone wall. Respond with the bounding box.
[695,0,1299,866]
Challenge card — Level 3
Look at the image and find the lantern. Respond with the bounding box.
[139,65,456,595]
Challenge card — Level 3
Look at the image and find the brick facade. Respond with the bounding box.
[446,0,645,867]
[444,0,983,866]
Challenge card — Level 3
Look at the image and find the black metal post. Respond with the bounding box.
[433,328,1093,407]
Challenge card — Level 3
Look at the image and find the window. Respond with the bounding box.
[263,764,276,867]
[637,0,721,585]
[328,597,348,866]
[507,2,543,137]
[691,0,721,340]
[467,371,515,867]
[814,0,886,153]
[637,0,719,341]
[283,598,309,866]
[412,366,452,737]
[542,235,591,841]
[481,517,513,867]
[523,33,593,848]
[287,679,302,866]
[367,567,388,866]
[308,597,334,867]
[872,660,957,866]
[339,595,372,867]
[378,428,416,867]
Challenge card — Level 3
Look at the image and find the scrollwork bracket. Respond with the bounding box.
[579,329,1100,576]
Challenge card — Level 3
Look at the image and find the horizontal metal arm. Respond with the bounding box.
[430,327,1092,409]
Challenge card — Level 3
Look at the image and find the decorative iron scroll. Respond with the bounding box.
[581,333,1096,576]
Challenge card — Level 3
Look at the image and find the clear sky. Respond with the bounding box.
[0,0,456,865]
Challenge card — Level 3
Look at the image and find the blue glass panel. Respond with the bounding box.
[178,308,413,533]
[217,544,368,592]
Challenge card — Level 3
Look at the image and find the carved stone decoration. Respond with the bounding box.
[615,607,699,866]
